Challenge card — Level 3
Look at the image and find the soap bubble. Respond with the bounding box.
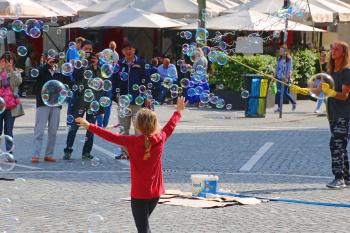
[307,73,334,100]
[103,80,112,91]
[84,90,95,102]
[16,46,27,57]
[162,77,173,89]
[0,27,7,39]
[68,41,76,49]
[132,84,139,91]
[61,63,74,76]
[87,214,104,233]
[28,26,41,38]
[99,96,111,108]
[199,93,210,103]
[195,65,206,75]
[180,78,190,88]
[0,97,5,114]
[11,20,23,32]
[187,88,196,97]
[217,84,224,90]
[139,85,146,94]
[195,28,209,44]
[30,69,39,78]
[150,73,160,82]
[119,95,131,108]
[167,67,177,77]
[210,95,219,104]
[91,157,100,166]
[185,31,192,39]
[51,16,58,24]
[84,70,93,79]
[42,24,50,32]
[202,46,211,55]
[67,115,74,124]
[115,125,125,134]
[216,98,225,108]
[72,85,78,92]
[56,29,62,35]
[90,78,103,91]
[0,152,16,172]
[48,49,58,59]
[0,135,14,153]
[101,64,113,78]
[208,51,218,62]
[180,64,189,74]
[67,90,73,98]
[59,52,65,59]
[147,83,153,89]
[241,90,250,99]
[99,49,118,64]
[226,104,232,110]
[74,60,83,69]
[135,96,144,106]
[113,64,120,73]
[90,101,100,112]
[216,52,228,65]
[41,80,67,107]
[120,72,128,81]
[79,85,85,92]
[145,64,150,69]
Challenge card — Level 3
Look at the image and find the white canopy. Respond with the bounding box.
[78,0,226,18]
[207,0,239,9]
[180,10,325,31]
[310,0,350,22]
[0,0,67,18]
[40,0,87,17]
[223,0,334,23]
[62,6,187,29]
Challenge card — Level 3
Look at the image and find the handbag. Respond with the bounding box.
[0,71,20,110]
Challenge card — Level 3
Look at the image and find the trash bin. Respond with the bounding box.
[244,74,270,118]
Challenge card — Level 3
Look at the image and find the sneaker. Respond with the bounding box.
[345,180,350,187]
[31,156,39,163]
[44,156,56,162]
[274,108,280,113]
[292,103,296,111]
[82,153,94,160]
[5,153,17,163]
[326,178,346,189]
[63,150,72,160]
[115,151,129,160]
[314,109,320,113]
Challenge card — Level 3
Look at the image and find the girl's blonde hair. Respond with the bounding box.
[134,108,159,160]
[327,41,350,74]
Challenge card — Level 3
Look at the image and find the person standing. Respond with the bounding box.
[314,49,328,113]
[63,40,103,160]
[0,52,25,159]
[32,56,71,163]
[292,41,350,188]
[156,57,178,104]
[274,44,296,112]
[66,37,85,62]
[112,41,148,159]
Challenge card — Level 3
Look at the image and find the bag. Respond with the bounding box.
[0,85,20,110]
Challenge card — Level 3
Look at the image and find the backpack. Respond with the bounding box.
[0,71,20,110]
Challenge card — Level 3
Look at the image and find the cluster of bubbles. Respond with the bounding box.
[0,134,15,172]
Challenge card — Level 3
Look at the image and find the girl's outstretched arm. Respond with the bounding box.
[162,96,187,140]
[76,117,133,147]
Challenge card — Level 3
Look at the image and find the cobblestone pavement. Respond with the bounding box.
[1,99,350,233]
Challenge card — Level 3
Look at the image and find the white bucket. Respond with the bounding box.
[191,174,219,197]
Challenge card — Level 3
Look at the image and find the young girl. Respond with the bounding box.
[76,96,187,233]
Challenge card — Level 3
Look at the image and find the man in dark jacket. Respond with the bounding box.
[32,56,71,163]
[112,41,149,159]
[63,40,104,160]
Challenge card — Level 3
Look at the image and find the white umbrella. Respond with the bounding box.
[310,0,350,22]
[223,0,334,23]
[62,6,187,28]
[39,0,87,17]
[78,0,226,18]
[207,0,239,9]
[180,10,325,31]
[0,0,68,18]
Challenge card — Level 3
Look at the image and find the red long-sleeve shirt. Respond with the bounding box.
[88,111,182,199]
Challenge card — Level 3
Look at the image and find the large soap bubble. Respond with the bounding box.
[0,97,5,114]
[307,73,334,100]
[41,80,68,107]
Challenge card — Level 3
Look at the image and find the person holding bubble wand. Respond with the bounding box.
[291,41,350,189]
[76,96,187,233]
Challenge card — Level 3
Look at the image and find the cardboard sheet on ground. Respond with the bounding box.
[121,190,263,209]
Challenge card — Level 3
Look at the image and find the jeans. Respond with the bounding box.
[275,84,296,106]
[0,109,15,151]
[315,92,326,111]
[96,91,113,127]
[65,97,97,155]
